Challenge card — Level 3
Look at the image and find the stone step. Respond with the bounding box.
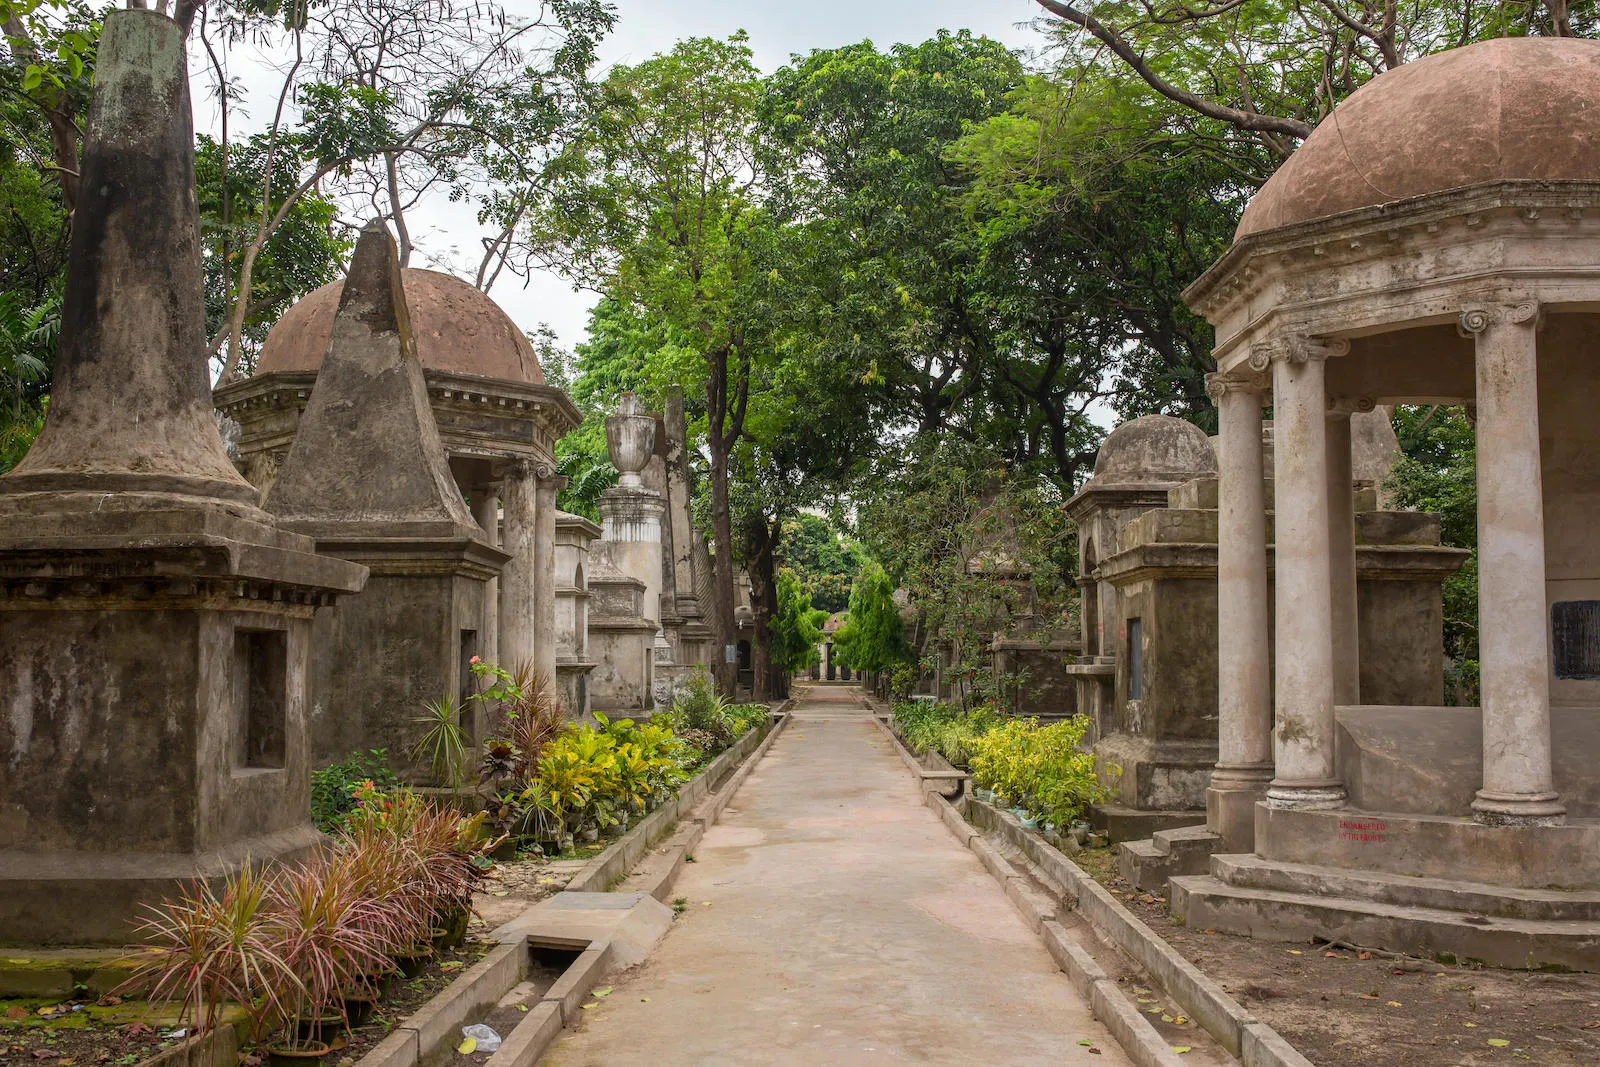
[1169,874,1600,971]
[1117,827,1222,893]
[1211,853,1600,922]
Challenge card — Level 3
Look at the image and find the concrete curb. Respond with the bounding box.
[357,706,796,1067]
[967,798,1315,1067]
[565,713,780,894]
[873,711,1311,1067]
[867,714,971,802]
[618,709,793,903]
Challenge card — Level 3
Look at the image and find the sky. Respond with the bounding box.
[194,0,1053,356]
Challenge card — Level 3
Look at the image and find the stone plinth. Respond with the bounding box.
[0,10,365,945]
[585,547,656,715]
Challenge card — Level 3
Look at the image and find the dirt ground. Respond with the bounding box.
[1075,849,1600,1066]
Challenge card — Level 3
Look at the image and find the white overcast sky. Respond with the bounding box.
[193,1,1052,354]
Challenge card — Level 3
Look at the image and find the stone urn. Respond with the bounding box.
[605,391,656,488]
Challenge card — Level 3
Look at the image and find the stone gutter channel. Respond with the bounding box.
[267,707,792,1067]
[868,705,1312,1067]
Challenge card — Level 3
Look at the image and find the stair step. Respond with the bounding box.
[1212,853,1600,922]
[1117,835,1213,894]
[1151,824,1223,858]
[1170,874,1600,971]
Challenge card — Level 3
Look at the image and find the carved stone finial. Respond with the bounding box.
[605,391,657,489]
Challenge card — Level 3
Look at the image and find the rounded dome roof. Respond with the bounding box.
[254,268,545,385]
[1092,415,1216,483]
[824,610,849,634]
[1237,37,1600,239]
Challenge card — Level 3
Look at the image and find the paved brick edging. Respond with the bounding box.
[870,713,1311,1067]
[357,705,794,1067]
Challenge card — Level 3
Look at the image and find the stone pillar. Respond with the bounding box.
[471,485,500,667]
[1206,375,1273,847]
[1266,340,1346,810]
[0,9,366,944]
[500,462,539,671]
[533,471,565,690]
[1461,303,1564,826]
[1325,408,1360,706]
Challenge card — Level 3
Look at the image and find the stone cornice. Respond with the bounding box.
[1186,180,1600,315]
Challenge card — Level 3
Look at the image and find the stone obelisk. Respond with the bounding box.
[0,9,366,946]
[267,221,506,780]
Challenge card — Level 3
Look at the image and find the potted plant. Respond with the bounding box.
[262,857,394,1066]
[119,865,294,1046]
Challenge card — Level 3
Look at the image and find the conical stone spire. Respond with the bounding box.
[0,9,255,503]
[267,220,477,530]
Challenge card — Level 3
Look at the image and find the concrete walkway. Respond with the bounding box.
[542,686,1130,1066]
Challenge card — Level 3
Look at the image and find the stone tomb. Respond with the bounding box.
[262,221,508,781]
[0,11,364,944]
[216,261,579,706]
[1171,37,1600,970]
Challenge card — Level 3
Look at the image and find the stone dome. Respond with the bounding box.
[254,268,545,384]
[1237,37,1600,239]
[824,610,849,635]
[1092,415,1216,483]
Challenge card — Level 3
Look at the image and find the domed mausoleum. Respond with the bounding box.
[215,257,583,770]
[1173,36,1600,970]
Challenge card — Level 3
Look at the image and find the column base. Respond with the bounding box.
[1206,762,1273,852]
[1472,789,1566,827]
[1265,780,1346,811]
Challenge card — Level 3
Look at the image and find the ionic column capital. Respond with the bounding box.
[1247,334,1350,372]
[1458,300,1541,336]
[1326,395,1377,416]
[1204,372,1269,404]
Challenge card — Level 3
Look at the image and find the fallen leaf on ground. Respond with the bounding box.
[1357,951,1371,960]
[1487,1039,1510,1048]
[1387,1001,1402,1008]
[4,1007,26,1021]
[639,998,649,1003]
[579,1004,595,1011]
[457,1038,476,1055]
[1464,1022,1478,1028]
[592,987,612,998]
[1174,1017,1187,1025]
[1172,1046,1192,1054]
[1077,1040,1093,1047]
[516,1005,529,1013]
[1286,950,1302,955]
[439,961,464,971]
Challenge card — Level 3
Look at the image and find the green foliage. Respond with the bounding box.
[777,513,866,612]
[769,570,828,677]
[860,440,1076,708]
[1388,406,1479,704]
[310,750,399,834]
[832,561,911,675]
[655,669,767,752]
[892,700,1106,827]
[411,695,471,790]
[966,714,1104,829]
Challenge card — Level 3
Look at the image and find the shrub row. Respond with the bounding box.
[892,700,1108,829]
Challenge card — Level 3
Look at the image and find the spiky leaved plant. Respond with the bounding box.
[120,864,297,1041]
[262,856,395,1052]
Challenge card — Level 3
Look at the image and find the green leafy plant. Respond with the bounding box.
[411,695,471,791]
[310,751,398,834]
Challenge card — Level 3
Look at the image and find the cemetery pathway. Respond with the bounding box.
[541,684,1130,1066]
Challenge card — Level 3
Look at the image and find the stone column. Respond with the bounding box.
[1206,375,1274,847]
[499,462,538,671]
[1266,339,1347,810]
[1325,407,1360,707]
[533,470,565,691]
[471,485,500,666]
[1462,303,1564,826]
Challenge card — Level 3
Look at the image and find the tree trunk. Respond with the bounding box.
[708,440,738,697]
[748,517,778,701]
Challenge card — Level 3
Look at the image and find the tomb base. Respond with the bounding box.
[0,494,365,945]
